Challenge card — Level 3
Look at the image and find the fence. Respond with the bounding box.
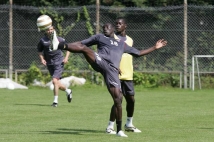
[0,5,214,86]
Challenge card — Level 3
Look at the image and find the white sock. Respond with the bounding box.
[65,89,71,94]
[107,121,114,129]
[53,96,58,103]
[126,117,133,127]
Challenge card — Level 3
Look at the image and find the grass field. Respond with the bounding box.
[0,85,214,142]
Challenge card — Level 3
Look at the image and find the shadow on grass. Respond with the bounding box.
[14,103,50,106]
[39,128,103,135]
[198,127,214,130]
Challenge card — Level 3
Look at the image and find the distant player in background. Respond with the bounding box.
[106,17,141,134]
[36,15,72,107]
[51,22,167,137]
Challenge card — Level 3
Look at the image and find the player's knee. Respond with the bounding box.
[126,95,135,104]
[82,45,91,52]
[52,78,58,85]
[114,97,122,107]
[130,98,135,104]
[74,43,86,51]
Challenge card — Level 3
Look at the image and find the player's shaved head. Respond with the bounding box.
[102,23,115,37]
[104,23,115,28]
[116,17,127,24]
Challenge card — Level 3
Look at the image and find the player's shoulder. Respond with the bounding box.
[39,36,49,43]
[125,35,133,46]
[126,35,133,41]
[57,37,65,42]
[96,33,104,37]
[87,33,102,39]
[94,33,106,40]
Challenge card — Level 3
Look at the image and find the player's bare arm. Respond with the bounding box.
[139,39,167,56]
[63,51,70,63]
[38,52,46,65]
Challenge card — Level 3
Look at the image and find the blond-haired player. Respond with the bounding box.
[37,15,72,107]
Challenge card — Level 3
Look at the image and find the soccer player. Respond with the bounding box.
[37,22,72,107]
[106,17,141,134]
[51,23,167,137]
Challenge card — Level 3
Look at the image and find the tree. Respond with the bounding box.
[1,0,214,7]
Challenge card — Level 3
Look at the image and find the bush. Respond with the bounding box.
[194,74,214,89]
[18,62,44,85]
[133,72,180,88]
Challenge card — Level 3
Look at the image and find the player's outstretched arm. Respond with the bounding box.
[139,39,167,56]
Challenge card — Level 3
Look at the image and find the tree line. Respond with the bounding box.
[1,0,214,7]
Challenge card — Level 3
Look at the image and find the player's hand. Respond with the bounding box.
[63,57,69,63]
[41,59,46,66]
[155,39,167,49]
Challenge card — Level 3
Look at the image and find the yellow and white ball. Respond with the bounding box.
[36,15,52,31]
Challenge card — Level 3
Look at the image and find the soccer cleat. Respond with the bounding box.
[106,128,116,134]
[50,30,59,50]
[124,124,141,133]
[66,89,72,103]
[51,102,58,107]
[117,130,128,137]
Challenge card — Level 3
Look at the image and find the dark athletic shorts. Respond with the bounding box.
[47,63,64,79]
[91,52,121,89]
[120,80,135,96]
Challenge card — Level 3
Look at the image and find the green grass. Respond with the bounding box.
[0,86,214,142]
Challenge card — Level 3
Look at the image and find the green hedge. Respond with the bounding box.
[16,63,214,89]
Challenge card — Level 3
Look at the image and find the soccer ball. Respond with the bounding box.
[36,15,52,32]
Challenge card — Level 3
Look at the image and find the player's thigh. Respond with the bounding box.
[104,64,121,89]
[83,48,96,64]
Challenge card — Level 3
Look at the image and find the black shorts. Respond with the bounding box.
[91,52,121,89]
[47,63,64,79]
[120,80,135,96]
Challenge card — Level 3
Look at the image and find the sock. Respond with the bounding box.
[65,88,71,94]
[58,42,68,50]
[116,121,122,133]
[126,117,133,127]
[53,96,58,103]
[107,121,114,129]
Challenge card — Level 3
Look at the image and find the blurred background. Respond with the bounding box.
[1,0,214,89]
